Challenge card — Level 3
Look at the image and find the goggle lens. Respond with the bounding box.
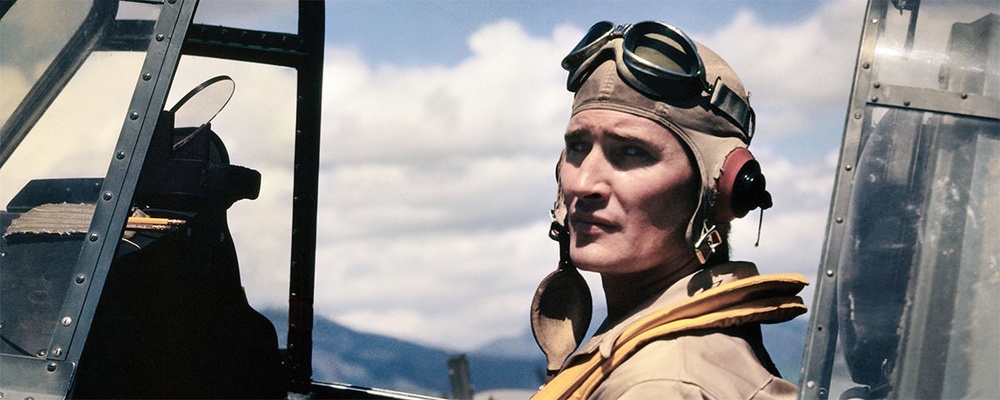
[626,28,700,79]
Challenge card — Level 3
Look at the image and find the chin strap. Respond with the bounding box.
[694,223,722,264]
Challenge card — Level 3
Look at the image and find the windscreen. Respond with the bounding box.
[0,0,159,382]
[823,2,999,398]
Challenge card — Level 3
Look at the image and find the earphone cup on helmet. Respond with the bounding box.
[716,148,771,222]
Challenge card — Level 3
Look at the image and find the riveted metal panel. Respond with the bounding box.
[45,0,200,369]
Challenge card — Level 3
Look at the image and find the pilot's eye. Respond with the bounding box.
[623,145,649,158]
[564,137,591,159]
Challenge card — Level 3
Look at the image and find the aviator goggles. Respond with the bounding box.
[562,21,755,142]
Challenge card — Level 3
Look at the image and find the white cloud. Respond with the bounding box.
[702,0,867,137]
[1,52,145,205]
[315,220,557,349]
[322,21,573,166]
[305,21,580,349]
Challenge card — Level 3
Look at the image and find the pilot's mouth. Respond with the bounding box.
[570,214,618,234]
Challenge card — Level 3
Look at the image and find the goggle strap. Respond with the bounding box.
[709,78,755,143]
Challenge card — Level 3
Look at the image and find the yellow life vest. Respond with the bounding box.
[531,273,808,400]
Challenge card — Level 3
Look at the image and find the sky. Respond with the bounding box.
[2,0,869,353]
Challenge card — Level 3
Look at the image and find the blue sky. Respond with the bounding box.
[326,1,827,68]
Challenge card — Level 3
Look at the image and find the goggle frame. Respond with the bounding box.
[562,21,755,143]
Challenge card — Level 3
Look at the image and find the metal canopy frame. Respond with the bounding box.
[1,0,324,397]
[799,0,1000,398]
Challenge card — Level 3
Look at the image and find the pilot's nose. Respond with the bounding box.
[561,149,611,206]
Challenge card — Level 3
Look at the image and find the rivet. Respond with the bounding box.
[845,164,853,171]
[903,100,911,106]
[862,62,870,69]
[89,233,99,242]
[871,96,879,103]
[103,192,113,201]
[807,380,816,389]
[0,252,5,258]
[155,33,165,41]
[61,317,72,326]
[826,270,835,277]
[142,72,152,81]
[871,18,878,24]
[47,362,57,372]
[130,111,139,120]
[873,82,881,89]
[961,93,968,99]
[52,347,62,357]
[75,274,86,284]
[36,349,46,357]
[836,217,844,223]
[818,388,829,398]
[854,112,862,119]
[117,151,127,159]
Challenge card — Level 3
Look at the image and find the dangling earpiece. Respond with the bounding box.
[532,219,593,379]
[534,153,593,379]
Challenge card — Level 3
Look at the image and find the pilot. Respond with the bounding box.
[530,21,808,399]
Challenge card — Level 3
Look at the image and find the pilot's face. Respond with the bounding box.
[560,109,697,276]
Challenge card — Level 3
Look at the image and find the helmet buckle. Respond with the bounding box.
[694,224,722,264]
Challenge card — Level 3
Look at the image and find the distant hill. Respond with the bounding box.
[260,309,545,397]
[261,309,808,397]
